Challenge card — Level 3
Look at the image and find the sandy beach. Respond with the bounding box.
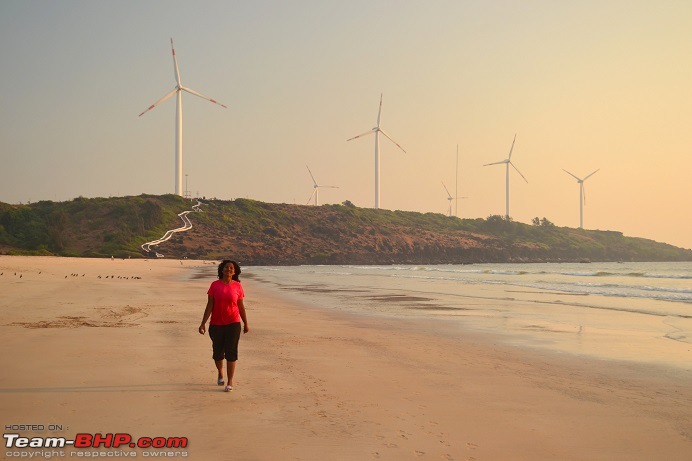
[0,256,690,460]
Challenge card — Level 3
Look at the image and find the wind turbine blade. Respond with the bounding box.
[562,169,581,181]
[483,160,506,166]
[510,162,528,183]
[441,181,452,198]
[583,184,587,205]
[306,165,317,186]
[181,87,227,108]
[139,88,178,116]
[306,189,317,205]
[584,168,600,181]
[170,38,182,86]
[379,129,406,153]
[376,93,383,127]
[507,133,517,160]
[346,129,376,142]
[321,186,339,189]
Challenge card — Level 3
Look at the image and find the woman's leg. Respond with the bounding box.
[225,323,241,389]
[209,325,225,385]
[215,360,224,383]
[227,360,236,387]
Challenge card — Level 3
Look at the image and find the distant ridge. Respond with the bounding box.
[0,195,690,264]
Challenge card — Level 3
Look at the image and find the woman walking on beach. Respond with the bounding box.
[198,260,250,392]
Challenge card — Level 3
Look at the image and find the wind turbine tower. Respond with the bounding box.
[563,168,600,228]
[347,94,406,209]
[139,39,227,196]
[455,145,459,218]
[483,134,528,219]
[306,166,338,206]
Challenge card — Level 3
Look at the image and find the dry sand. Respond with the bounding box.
[0,256,690,460]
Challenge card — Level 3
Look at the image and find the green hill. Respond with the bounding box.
[0,195,690,264]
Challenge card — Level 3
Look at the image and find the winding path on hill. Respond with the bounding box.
[141,200,203,257]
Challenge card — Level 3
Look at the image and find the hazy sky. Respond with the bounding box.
[1,1,691,249]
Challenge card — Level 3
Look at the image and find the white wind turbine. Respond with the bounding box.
[306,165,338,206]
[563,168,600,229]
[483,134,528,219]
[139,39,227,196]
[441,181,467,217]
[347,94,406,209]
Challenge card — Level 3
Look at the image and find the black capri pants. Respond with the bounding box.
[208,323,242,361]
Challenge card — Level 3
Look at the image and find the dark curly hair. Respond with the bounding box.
[217,260,241,281]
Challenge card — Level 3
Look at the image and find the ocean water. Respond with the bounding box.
[244,262,692,370]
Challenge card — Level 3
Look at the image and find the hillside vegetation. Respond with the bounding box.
[0,195,690,264]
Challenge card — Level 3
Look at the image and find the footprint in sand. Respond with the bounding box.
[466,442,478,449]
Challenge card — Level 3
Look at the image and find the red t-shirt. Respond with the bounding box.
[207,280,245,325]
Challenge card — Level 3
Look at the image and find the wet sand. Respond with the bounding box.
[0,256,690,460]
